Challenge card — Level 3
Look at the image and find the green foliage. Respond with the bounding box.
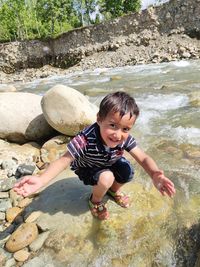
[100,0,141,19]
[0,0,141,42]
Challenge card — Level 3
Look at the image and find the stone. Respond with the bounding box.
[18,198,32,208]
[25,211,42,223]
[0,211,6,220]
[41,85,98,136]
[0,177,17,192]
[14,249,30,262]
[0,198,12,212]
[6,207,23,223]
[40,135,71,163]
[0,92,55,144]
[0,140,40,169]
[5,223,38,253]
[4,258,16,267]
[0,192,9,198]
[15,164,36,178]
[9,189,24,207]
[0,84,16,92]
[29,231,50,252]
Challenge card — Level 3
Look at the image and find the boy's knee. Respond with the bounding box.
[98,171,115,188]
[112,157,134,184]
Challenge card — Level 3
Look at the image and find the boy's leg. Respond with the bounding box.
[92,170,115,203]
[89,170,115,220]
[108,157,134,208]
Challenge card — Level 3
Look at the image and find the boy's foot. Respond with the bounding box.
[107,189,130,208]
[89,196,109,220]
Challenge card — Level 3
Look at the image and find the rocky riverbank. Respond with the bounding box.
[1,31,200,85]
[1,0,200,84]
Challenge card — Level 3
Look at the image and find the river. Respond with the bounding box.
[16,59,200,266]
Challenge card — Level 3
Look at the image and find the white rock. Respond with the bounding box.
[41,85,98,136]
[0,92,55,143]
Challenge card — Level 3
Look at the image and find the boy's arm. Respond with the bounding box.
[14,151,73,197]
[129,146,176,197]
[39,151,73,185]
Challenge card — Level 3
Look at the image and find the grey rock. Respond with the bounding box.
[29,231,50,252]
[0,177,16,192]
[0,199,12,212]
[15,164,36,178]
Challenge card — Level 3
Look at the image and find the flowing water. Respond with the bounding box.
[16,60,200,266]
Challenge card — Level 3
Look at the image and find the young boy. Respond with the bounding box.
[14,91,175,220]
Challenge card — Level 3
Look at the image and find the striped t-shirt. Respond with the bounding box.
[67,122,137,171]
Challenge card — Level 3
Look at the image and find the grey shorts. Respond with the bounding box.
[74,157,134,186]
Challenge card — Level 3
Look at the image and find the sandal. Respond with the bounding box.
[88,195,109,220]
[107,189,130,208]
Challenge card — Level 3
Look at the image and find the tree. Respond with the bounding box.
[99,0,141,19]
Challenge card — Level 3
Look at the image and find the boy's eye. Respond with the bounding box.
[123,128,130,132]
[110,123,116,128]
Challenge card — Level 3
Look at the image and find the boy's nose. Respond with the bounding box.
[114,130,121,140]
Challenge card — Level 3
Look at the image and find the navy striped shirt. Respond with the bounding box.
[67,122,137,171]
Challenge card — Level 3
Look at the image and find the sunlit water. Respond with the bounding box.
[15,60,200,266]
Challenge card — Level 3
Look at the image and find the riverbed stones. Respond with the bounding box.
[13,249,30,262]
[41,85,98,136]
[5,222,38,253]
[6,206,23,223]
[189,91,200,107]
[40,135,71,163]
[0,92,55,144]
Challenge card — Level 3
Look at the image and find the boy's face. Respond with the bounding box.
[97,111,137,148]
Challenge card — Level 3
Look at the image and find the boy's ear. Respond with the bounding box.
[96,113,101,124]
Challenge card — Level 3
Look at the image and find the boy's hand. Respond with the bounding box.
[13,175,43,197]
[152,170,176,197]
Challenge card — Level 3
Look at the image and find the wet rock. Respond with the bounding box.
[22,255,54,267]
[189,91,200,107]
[5,223,38,253]
[29,231,50,252]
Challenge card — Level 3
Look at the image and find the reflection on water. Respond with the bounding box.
[17,60,200,266]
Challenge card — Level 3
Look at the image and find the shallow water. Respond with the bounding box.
[17,60,200,266]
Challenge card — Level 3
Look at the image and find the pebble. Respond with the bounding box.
[14,249,30,262]
[0,192,9,198]
[5,258,16,267]
[25,211,42,223]
[6,206,23,223]
[5,223,38,253]
[29,231,50,252]
[18,198,32,208]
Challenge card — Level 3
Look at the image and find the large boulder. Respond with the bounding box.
[41,85,98,136]
[0,92,55,144]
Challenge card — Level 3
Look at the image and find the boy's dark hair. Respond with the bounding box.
[98,91,139,120]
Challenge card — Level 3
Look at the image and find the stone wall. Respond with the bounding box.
[0,0,199,72]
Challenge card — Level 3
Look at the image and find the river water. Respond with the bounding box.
[17,60,200,266]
